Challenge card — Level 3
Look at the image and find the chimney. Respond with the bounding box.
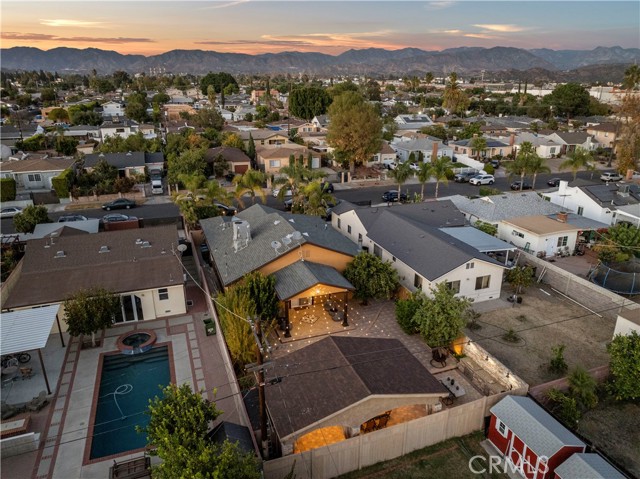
[509,133,515,147]
[431,142,438,163]
[557,212,568,223]
[626,169,635,181]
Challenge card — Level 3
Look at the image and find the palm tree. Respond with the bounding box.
[430,155,452,198]
[416,161,433,200]
[528,155,550,190]
[443,72,469,116]
[560,147,594,180]
[233,169,266,207]
[424,72,434,87]
[272,162,325,202]
[506,142,535,190]
[568,366,598,411]
[622,64,640,91]
[470,136,487,162]
[388,161,412,202]
[302,181,335,216]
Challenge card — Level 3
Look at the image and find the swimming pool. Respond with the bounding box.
[89,345,171,460]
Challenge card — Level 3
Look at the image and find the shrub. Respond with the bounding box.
[0,178,16,201]
[546,388,580,425]
[502,328,520,343]
[445,168,455,180]
[479,186,501,197]
[607,331,640,401]
[51,168,74,199]
[549,344,568,374]
[395,292,423,334]
[483,163,495,175]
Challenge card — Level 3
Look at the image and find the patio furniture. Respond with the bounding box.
[19,367,33,380]
[26,391,49,412]
[300,313,318,325]
[109,454,152,479]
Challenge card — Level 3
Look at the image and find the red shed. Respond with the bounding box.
[488,396,585,479]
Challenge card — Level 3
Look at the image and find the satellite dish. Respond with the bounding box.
[291,231,303,241]
[271,240,282,251]
[177,244,187,253]
[282,236,292,246]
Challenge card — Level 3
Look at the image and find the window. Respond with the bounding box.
[557,236,568,247]
[475,275,490,290]
[550,147,556,154]
[347,225,352,234]
[358,233,362,242]
[414,274,423,289]
[577,206,584,216]
[446,280,461,294]
[116,128,125,133]
[269,160,280,168]
[373,244,382,259]
[496,419,508,437]
[27,174,42,182]
[392,256,396,262]
[512,230,525,238]
[158,288,169,300]
[337,218,341,229]
[466,262,475,270]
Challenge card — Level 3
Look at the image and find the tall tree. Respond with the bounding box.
[343,252,399,305]
[327,91,382,173]
[200,72,238,95]
[416,161,433,200]
[13,204,50,233]
[387,160,412,203]
[544,83,591,122]
[528,154,550,190]
[506,141,536,189]
[301,180,335,217]
[607,331,640,401]
[63,287,120,347]
[288,86,332,121]
[559,146,594,180]
[430,155,452,198]
[247,133,256,162]
[443,73,469,116]
[233,169,266,206]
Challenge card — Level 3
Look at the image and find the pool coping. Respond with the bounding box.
[82,341,176,466]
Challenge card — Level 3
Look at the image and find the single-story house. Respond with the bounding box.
[544,132,597,155]
[83,151,165,178]
[394,114,434,131]
[451,138,513,159]
[554,453,626,479]
[498,213,583,257]
[239,129,289,149]
[205,146,252,175]
[392,138,454,163]
[488,395,585,479]
[0,156,76,191]
[63,125,101,140]
[512,132,563,159]
[2,225,187,324]
[266,336,448,455]
[311,115,329,130]
[256,145,320,174]
[368,141,397,166]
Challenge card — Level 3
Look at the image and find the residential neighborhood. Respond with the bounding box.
[1,3,640,479]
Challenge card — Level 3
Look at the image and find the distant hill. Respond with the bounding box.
[1,45,638,82]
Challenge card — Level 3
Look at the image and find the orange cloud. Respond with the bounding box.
[1,32,155,44]
[473,24,528,33]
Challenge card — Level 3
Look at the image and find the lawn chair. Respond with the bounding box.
[26,391,48,412]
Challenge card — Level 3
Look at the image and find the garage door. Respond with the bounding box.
[234,164,249,174]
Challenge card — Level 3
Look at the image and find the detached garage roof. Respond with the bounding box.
[272,261,353,300]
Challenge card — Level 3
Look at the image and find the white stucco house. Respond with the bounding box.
[498,213,582,257]
[392,138,454,163]
[101,101,125,118]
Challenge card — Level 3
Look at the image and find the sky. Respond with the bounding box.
[1,1,639,56]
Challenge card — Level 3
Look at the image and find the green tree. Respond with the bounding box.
[506,142,535,189]
[430,155,452,198]
[549,344,568,374]
[216,285,256,367]
[506,265,535,295]
[559,147,594,180]
[607,331,640,401]
[63,287,120,347]
[424,72,434,86]
[470,136,487,161]
[568,366,598,412]
[622,64,640,90]
[200,72,238,95]
[234,169,266,206]
[443,73,469,116]
[544,83,591,122]
[48,107,69,122]
[55,135,78,155]
[141,383,260,479]
[192,108,224,130]
[395,292,423,334]
[221,132,245,150]
[211,153,229,178]
[13,204,51,233]
[387,161,412,202]
[247,134,256,162]
[546,388,580,425]
[343,252,399,305]
[528,154,550,190]
[242,271,279,322]
[473,220,497,237]
[420,125,448,141]
[288,86,332,121]
[416,161,433,200]
[413,282,470,348]
[327,91,382,173]
[594,223,640,263]
[167,148,207,186]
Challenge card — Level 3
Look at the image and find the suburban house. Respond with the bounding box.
[266,336,448,455]
[61,125,100,141]
[205,146,252,175]
[11,220,101,242]
[100,119,138,141]
[250,89,279,104]
[83,151,165,178]
[488,395,586,479]
[256,144,320,174]
[451,137,513,159]
[101,101,125,118]
[368,141,397,166]
[1,225,187,324]
[585,123,618,152]
[311,115,330,130]
[512,132,563,159]
[554,453,626,479]
[239,129,289,149]
[162,103,197,121]
[331,201,510,302]
[199,204,359,324]
[394,113,434,131]
[0,156,75,191]
[392,138,454,163]
[542,181,640,226]
[442,192,565,229]
[545,131,597,155]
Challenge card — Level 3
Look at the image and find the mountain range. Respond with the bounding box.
[1,46,639,81]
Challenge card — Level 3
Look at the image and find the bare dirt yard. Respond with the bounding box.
[466,286,639,477]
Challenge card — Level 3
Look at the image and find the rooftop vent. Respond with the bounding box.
[54,250,66,258]
[135,238,143,245]
[141,241,151,248]
[99,245,110,253]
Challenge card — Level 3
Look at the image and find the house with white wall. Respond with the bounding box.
[0,156,75,191]
[512,132,563,159]
[394,114,434,131]
[545,131,597,155]
[331,201,509,302]
[101,101,125,118]
[392,138,454,163]
[498,213,582,257]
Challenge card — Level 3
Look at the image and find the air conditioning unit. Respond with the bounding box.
[432,402,443,413]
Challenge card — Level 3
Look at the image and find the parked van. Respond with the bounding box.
[151,179,163,195]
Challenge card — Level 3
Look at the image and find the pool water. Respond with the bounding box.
[89,346,170,459]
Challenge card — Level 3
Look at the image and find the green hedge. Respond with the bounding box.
[0,178,16,202]
[483,164,495,175]
[52,168,74,199]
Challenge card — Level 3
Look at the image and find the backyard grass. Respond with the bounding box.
[338,431,505,479]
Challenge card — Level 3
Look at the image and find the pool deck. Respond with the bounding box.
[1,285,244,479]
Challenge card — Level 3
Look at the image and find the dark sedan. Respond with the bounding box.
[547,178,562,187]
[101,198,137,210]
[381,190,408,202]
[510,181,532,191]
[215,203,237,216]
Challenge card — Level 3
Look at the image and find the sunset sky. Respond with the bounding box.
[1,1,638,56]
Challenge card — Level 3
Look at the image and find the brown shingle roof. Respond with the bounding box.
[205,146,251,164]
[0,157,75,174]
[3,225,183,309]
[502,215,581,235]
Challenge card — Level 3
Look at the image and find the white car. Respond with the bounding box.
[0,206,23,218]
[469,174,495,185]
[272,188,293,198]
[409,162,420,171]
[600,172,623,182]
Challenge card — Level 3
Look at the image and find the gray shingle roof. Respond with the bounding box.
[439,227,516,253]
[266,336,448,439]
[84,151,145,168]
[580,183,640,208]
[200,204,359,286]
[490,395,585,459]
[550,131,591,145]
[349,200,466,231]
[554,453,625,479]
[272,261,354,300]
[443,192,565,222]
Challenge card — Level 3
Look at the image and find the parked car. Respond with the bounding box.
[224,172,237,182]
[323,200,341,221]
[454,171,478,183]
[547,178,562,187]
[469,174,495,186]
[101,198,137,210]
[381,190,408,202]
[102,213,136,223]
[510,181,533,190]
[272,188,293,198]
[409,162,420,171]
[0,206,23,218]
[58,214,88,222]
[600,172,623,182]
[214,203,237,216]
[490,159,501,169]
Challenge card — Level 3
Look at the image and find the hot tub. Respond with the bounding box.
[116,330,157,355]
